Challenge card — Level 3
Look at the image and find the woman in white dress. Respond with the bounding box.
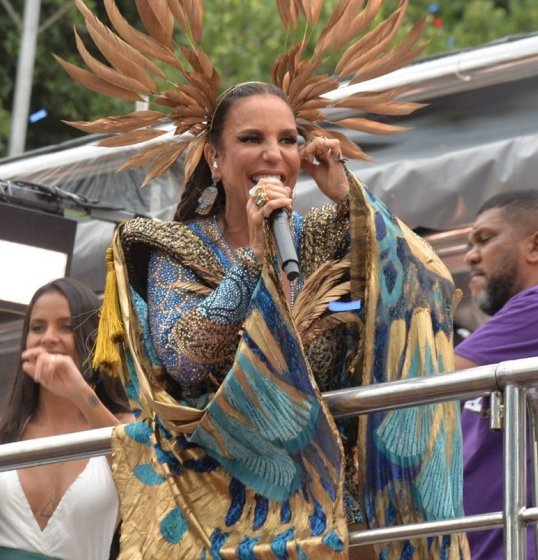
[0,278,133,560]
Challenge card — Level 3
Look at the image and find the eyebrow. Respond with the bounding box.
[237,128,298,135]
[469,225,495,241]
[29,317,72,323]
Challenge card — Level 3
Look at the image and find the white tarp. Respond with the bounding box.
[1,33,537,309]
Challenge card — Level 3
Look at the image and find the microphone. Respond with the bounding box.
[270,209,299,281]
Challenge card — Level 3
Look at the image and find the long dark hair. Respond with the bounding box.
[0,277,131,444]
[173,82,293,223]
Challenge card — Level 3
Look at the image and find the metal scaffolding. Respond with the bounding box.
[2,357,538,558]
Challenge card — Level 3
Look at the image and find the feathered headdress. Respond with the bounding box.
[56,0,426,186]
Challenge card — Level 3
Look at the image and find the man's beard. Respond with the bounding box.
[475,256,519,316]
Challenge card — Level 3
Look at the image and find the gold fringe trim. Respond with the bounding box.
[92,246,125,375]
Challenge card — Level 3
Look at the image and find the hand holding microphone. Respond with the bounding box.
[269,208,299,281]
[249,178,299,281]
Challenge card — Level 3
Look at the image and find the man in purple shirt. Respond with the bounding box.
[455,189,538,558]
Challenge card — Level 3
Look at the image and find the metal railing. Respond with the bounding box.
[2,357,538,558]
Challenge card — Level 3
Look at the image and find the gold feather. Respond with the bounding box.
[293,76,338,106]
[297,110,326,123]
[345,0,388,41]
[104,0,179,72]
[53,55,143,101]
[83,26,158,91]
[158,85,208,108]
[315,0,365,53]
[73,0,161,88]
[135,0,174,48]
[62,111,165,133]
[297,97,331,112]
[327,129,373,161]
[118,140,188,172]
[174,115,210,128]
[141,141,191,186]
[275,0,299,30]
[166,1,188,33]
[292,258,353,337]
[171,105,208,119]
[171,282,212,297]
[73,29,154,94]
[286,63,324,103]
[333,87,407,108]
[336,99,424,117]
[297,0,323,26]
[316,0,380,56]
[280,0,426,164]
[334,117,408,135]
[295,282,352,335]
[180,46,214,78]
[98,128,168,147]
[301,312,362,346]
[335,4,405,76]
[184,136,206,184]
[184,73,220,112]
[350,19,427,84]
[296,121,318,142]
[350,46,426,85]
[271,51,290,86]
[292,259,347,317]
[60,0,427,185]
[173,0,204,43]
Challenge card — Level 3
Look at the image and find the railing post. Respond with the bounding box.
[504,383,527,559]
[527,389,538,558]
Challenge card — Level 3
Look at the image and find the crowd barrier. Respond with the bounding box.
[2,357,538,559]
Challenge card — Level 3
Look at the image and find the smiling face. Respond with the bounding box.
[26,290,79,367]
[465,207,526,315]
[207,93,300,210]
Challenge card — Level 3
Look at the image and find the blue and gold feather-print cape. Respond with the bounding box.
[348,176,468,558]
[99,174,469,559]
[108,220,348,558]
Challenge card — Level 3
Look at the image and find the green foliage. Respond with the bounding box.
[1,0,537,157]
[386,0,538,54]
[0,0,134,156]
[200,0,343,87]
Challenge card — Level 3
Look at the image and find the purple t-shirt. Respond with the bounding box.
[457,284,538,559]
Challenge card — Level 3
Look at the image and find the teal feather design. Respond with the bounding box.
[124,421,152,446]
[192,417,302,500]
[189,263,341,504]
[375,406,431,465]
[224,353,320,448]
[416,426,459,520]
[352,180,467,558]
[160,506,188,544]
[133,463,166,485]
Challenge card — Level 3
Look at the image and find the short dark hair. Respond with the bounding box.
[477,189,538,235]
[174,82,293,222]
[0,277,130,444]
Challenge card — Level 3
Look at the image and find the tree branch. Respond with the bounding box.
[1,0,21,29]
[39,3,73,34]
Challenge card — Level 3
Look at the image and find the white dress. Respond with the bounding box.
[0,456,119,560]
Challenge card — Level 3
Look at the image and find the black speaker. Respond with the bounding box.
[0,202,77,316]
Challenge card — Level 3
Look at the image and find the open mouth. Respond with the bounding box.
[251,174,284,184]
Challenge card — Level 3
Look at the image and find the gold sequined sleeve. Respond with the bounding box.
[147,247,262,396]
[300,194,350,279]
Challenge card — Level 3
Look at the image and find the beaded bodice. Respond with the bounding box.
[142,202,351,400]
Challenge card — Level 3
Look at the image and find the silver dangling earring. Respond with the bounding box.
[196,162,219,215]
